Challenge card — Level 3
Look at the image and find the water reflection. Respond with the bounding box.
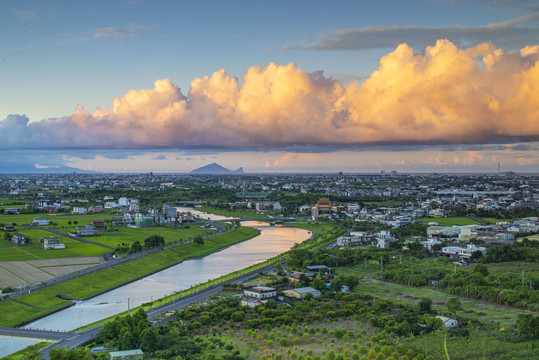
[24,217,309,331]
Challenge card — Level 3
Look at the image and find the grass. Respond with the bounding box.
[0,226,260,327]
[415,217,481,226]
[335,264,381,277]
[0,239,13,246]
[406,329,539,360]
[284,220,343,250]
[196,206,269,219]
[357,279,531,327]
[0,247,41,261]
[0,300,50,327]
[486,261,539,278]
[481,217,512,224]
[2,342,51,360]
[93,225,212,248]
[0,211,118,228]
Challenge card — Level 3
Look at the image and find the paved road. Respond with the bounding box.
[2,220,228,302]
[37,261,279,359]
[40,227,114,249]
[0,327,69,340]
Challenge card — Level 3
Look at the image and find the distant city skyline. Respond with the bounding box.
[1,0,538,173]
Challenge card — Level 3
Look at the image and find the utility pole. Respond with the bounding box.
[380,256,383,274]
[522,271,525,286]
[364,257,367,278]
[128,298,130,314]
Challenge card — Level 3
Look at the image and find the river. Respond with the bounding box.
[20,214,309,332]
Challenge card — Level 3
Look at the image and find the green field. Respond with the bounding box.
[416,217,480,226]
[335,264,381,277]
[0,226,260,327]
[357,279,531,327]
[93,225,212,248]
[0,242,109,261]
[196,206,269,219]
[481,217,512,224]
[0,211,117,227]
[0,239,13,246]
[0,301,44,327]
[407,329,539,360]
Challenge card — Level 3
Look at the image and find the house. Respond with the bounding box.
[77,224,95,237]
[11,232,28,245]
[32,217,50,226]
[243,286,277,300]
[454,258,478,266]
[92,220,105,229]
[284,287,321,299]
[306,265,332,274]
[109,349,144,360]
[436,316,458,328]
[39,237,65,250]
[72,207,88,215]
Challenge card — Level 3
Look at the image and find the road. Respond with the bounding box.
[37,261,279,359]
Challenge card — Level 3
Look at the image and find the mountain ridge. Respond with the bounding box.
[190,163,244,175]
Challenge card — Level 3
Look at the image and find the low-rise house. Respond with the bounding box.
[72,207,88,215]
[454,258,478,266]
[436,316,458,328]
[77,224,95,237]
[306,265,331,275]
[11,232,28,245]
[92,220,105,229]
[32,217,50,226]
[243,286,277,300]
[109,349,144,360]
[39,236,65,250]
[284,287,321,299]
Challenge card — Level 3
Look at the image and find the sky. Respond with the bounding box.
[1,0,539,174]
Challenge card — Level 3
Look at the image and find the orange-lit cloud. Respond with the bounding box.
[2,40,539,150]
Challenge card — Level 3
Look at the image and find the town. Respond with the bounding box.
[0,172,537,360]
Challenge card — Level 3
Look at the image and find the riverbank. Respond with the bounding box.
[0,226,259,327]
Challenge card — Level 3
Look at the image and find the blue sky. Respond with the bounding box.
[1,0,538,173]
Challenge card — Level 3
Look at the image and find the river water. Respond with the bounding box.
[20,213,309,332]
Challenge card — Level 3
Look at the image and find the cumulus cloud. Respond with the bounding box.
[2,40,539,150]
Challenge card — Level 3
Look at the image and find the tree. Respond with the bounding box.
[517,313,539,337]
[117,327,137,350]
[139,326,159,353]
[446,297,461,315]
[471,250,483,260]
[473,263,489,276]
[418,297,433,314]
[131,241,142,252]
[194,236,204,246]
[49,347,91,360]
[312,278,326,292]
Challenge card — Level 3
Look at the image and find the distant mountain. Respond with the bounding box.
[190,163,244,175]
[0,163,98,174]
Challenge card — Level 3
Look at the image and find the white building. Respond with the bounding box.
[436,316,458,328]
[32,217,50,226]
[77,224,95,237]
[243,286,277,300]
[72,207,88,215]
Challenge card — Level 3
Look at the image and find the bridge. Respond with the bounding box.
[211,217,299,224]
[0,327,71,341]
